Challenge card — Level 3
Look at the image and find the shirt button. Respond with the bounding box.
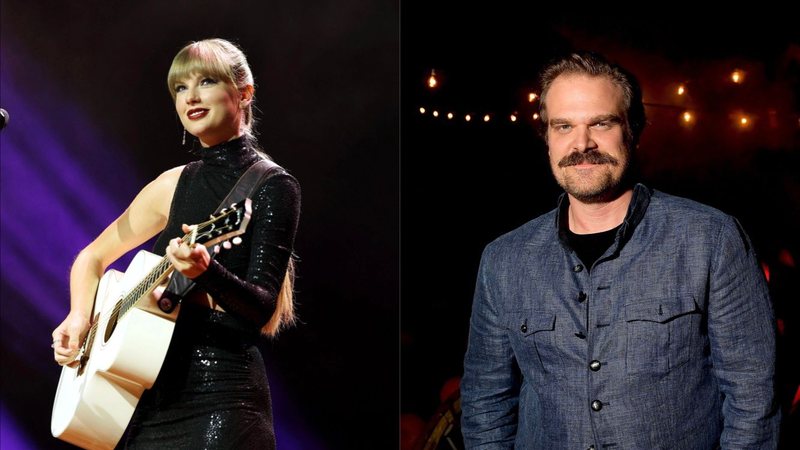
[589,360,601,371]
[573,264,584,273]
[591,400,603,411]
[520,324,528,333]
[577,291,587,302]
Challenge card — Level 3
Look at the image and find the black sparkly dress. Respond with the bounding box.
[120,137,301,449]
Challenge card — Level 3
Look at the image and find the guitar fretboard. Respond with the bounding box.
[80,201,248,359]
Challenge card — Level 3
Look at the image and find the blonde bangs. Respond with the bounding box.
[167,41,236,100]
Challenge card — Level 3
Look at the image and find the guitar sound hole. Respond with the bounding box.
[104,309,120,343]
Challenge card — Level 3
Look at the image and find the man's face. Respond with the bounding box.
[545,74,631,203]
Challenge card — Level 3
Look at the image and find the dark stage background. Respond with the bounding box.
[401,6,799,449]
[0,1,397,449]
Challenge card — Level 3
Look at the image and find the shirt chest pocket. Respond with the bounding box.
[508,311,559,374]
[625,295,701,376]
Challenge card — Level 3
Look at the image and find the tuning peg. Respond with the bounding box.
[222,241,232,250]
[213,245,221,254]
[232,237,242,246]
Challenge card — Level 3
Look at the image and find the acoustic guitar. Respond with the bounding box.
[51,199,251,450]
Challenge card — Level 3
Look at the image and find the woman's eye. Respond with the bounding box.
[175,85,186,92]
[201,78,217,86]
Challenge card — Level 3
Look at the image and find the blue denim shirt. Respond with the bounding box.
[461,184,780,449]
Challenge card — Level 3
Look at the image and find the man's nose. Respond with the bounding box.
[572,127,598,152]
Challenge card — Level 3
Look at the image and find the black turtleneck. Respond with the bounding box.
[153,137,301,329]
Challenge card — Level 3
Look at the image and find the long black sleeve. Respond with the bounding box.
[191,172,301,327]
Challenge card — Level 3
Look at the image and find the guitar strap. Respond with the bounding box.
[157,159,281,313]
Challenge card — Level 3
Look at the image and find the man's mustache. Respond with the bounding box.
[558,150,619,168]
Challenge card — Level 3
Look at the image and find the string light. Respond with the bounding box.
[417,104,800,132]
[731,69,744,84]
[415,64,797,131]
[427,69,438,89]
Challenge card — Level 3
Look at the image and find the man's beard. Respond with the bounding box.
[554,148,631,204]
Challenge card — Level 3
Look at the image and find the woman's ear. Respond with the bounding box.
[240,85,255,107]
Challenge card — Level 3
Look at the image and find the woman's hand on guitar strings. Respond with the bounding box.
[166,224,211,279]
[52,310,90,367]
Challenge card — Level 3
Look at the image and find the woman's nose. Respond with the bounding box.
[184,87,200,104]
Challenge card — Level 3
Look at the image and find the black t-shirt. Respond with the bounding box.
[566,225,621,271]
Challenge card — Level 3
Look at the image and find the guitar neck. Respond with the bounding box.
[83,199,251,347]
[119,256,174,316]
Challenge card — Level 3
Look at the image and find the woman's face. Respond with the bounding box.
[174,72,242,147]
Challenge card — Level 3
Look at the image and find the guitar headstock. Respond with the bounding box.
[184,198,252,249]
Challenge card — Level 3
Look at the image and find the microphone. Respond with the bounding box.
[0,108,9,130]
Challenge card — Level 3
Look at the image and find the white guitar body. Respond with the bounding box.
[51,250,180,450]
[50,198,250,449]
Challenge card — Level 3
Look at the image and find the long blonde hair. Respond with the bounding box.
[261,258,296,336]
[168,39,296,336]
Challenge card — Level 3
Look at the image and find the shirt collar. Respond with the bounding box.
[556,183,652,252]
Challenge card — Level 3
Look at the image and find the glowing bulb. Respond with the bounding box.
[483,114,490,122]
[419,107,426,114]
[427,70,438,89]
[447,112,454,119]
[682,111,692,123]
[740,116,748,125]
[528,92,538,102]
[731,70,743,84]
[677,85,685,95]
[510,114,517,122]
[532,113,539,120]
[465,114,472,122]
[432,110,439,118]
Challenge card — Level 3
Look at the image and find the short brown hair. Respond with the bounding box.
[538,52,646,148]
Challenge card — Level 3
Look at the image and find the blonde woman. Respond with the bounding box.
[52,38,300,448]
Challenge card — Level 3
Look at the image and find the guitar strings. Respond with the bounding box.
[81,206,242,353]
[113,208,239,318]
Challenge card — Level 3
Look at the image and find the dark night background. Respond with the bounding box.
[401,6,799,449]
[1,1,397,449]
